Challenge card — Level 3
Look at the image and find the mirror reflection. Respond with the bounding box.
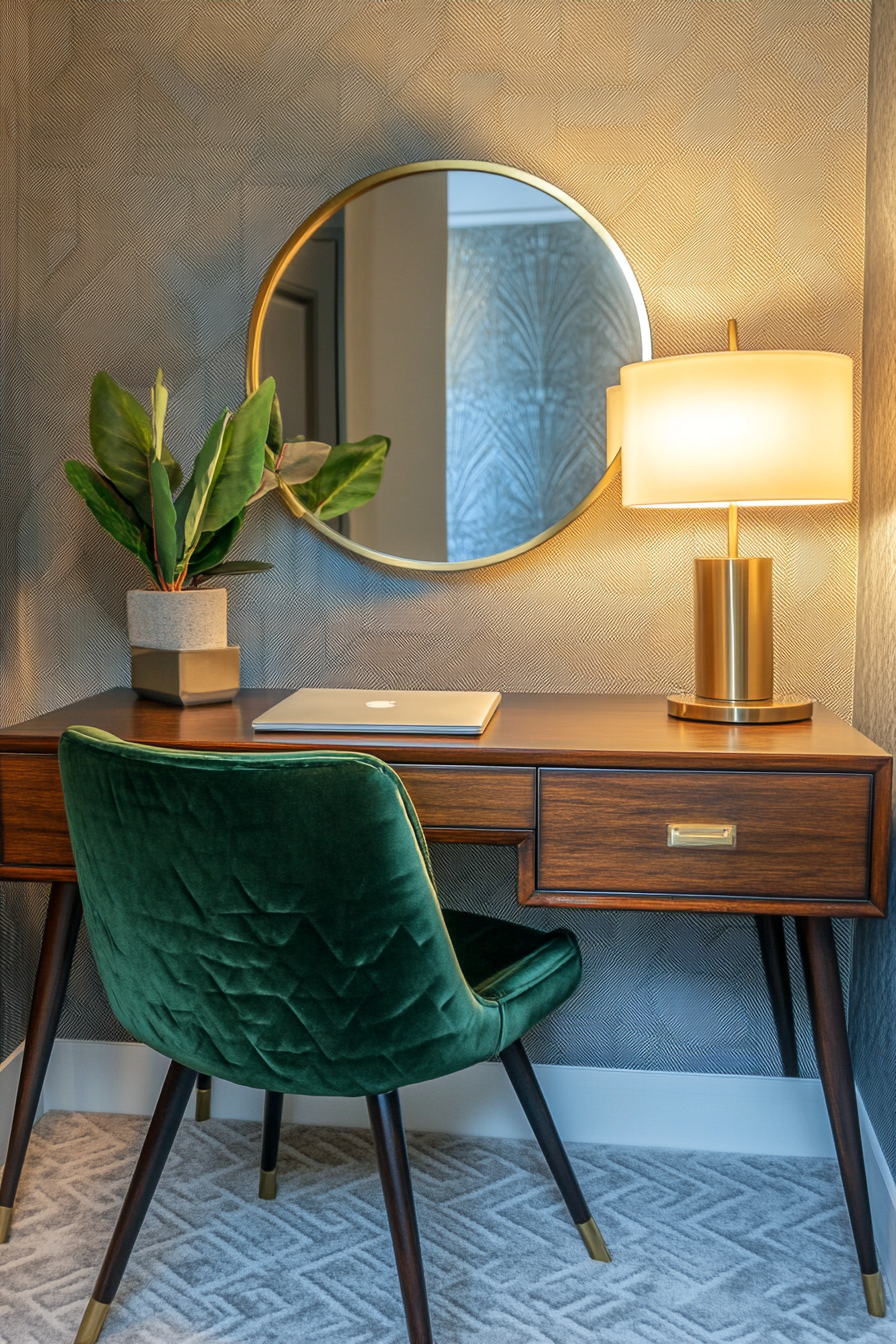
[257,167,649,566]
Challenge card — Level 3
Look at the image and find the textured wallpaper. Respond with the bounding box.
[0,1,871,1078]
[850,0,896,1181]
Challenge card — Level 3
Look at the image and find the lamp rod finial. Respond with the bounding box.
[728,319,739,352]
[728,503,738,559]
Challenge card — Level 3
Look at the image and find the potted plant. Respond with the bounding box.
[64,369,390,701]
[64,370,275,650]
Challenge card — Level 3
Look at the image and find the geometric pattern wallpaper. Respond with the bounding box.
[1,1111,888,1343]
[0,884,132,1063]
[0,3,871,1076]
[850,0,896,1181]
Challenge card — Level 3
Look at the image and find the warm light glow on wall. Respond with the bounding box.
[620,350,854,508]
[606,384,621,462]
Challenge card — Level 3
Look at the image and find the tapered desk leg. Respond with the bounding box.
[755,915,799,1077]
[0,881,82,1243]
[796,917,885,1317]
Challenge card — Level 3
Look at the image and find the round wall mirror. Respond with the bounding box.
[247,161,651,570]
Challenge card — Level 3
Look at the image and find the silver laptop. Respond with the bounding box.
[252,688,502,735]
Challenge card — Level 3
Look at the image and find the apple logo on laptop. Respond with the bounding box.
[366,700,396,709]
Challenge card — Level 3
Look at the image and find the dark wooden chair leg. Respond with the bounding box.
[259,1091,284,1199]
[500,1037,610,1261]
[755,914,799,1077]
[0,881,82,1244]
[366,1091,433,1344]
[796,917,885,1317]
[73,1060,197,1344]
[195,1074,212,1122]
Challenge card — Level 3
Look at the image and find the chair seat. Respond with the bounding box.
[442,908,581,1050]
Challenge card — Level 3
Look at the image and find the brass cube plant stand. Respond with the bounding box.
[130,646,240,707]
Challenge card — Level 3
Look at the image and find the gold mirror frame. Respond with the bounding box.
[247,160,652,572]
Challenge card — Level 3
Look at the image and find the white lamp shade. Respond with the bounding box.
[606,384,622,462]
[620,349,854,507]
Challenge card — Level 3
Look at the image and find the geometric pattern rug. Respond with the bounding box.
[0,1112,892,1344]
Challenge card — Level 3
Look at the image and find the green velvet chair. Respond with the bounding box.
[58,726,609,1344]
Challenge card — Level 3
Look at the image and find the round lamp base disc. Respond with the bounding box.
[667,695,814,725]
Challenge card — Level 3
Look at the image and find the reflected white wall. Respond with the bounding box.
[344,174,448,561]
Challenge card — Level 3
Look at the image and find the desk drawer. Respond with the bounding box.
[538,769,872,899]
[396,766,535,829]
[0,756,535,876]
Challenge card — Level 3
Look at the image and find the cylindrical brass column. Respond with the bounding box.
[694,557,772,701]
[667,555,813,723]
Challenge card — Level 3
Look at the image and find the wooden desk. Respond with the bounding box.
[0,690,890,1313]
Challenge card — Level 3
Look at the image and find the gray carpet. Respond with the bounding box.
[0,1111,892,1343]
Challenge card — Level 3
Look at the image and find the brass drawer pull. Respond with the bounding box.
[667,823,737,849]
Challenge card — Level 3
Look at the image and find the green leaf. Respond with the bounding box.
[64,460,157,581]
[202,378,275,532]
[150,369,168,461]
[186,510,244,577]
[199,560,273,575]
[89,372,154,523]
[266,390,283,459]
[89,371,181,524]
[277,440,331,484]
[149,458,178,586]
[292,435,390,520]
[163,449,182,492]
[177,410,230,553]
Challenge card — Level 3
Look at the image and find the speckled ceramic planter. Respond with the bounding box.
[126,588,228,651]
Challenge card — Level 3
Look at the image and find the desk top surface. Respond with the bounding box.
[0,689,888,772]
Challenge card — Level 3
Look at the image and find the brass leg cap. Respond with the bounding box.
[258,1167,278,1200]
[577,1216,611,1263]
[0,1205,13,1244]
[863,1271,886,1318]
[195,1087,211,1123]
[74,1297,111,1344]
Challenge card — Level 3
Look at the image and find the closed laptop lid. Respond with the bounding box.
[252,688,502,735]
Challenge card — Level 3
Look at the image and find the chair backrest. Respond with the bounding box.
[59,726,499,1097]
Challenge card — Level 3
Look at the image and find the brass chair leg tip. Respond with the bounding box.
[576,1216,611,1262]
[863,1271,886,1317]
[258,1167,278,1200]
[195,1087,211,1122]
[74,1297,111,1344]
[0,1205,13,1244]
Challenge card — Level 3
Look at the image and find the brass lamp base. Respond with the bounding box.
[675,554,812,724]
[667,694,814,724]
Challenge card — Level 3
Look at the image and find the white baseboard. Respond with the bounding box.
[36,1038,840,1156]
[858,1091,896,1300]
[0,1044,25,1160]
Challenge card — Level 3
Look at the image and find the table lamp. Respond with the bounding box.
[618,322,853,723]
